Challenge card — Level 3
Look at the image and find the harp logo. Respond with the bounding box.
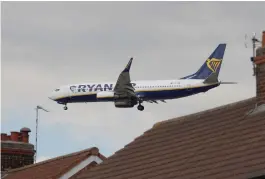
[206,58,221,73]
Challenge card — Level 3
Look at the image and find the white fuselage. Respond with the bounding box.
[49,79,219,104]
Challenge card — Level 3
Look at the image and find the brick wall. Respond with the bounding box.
[255,31,265,106]
[256,59,265,106]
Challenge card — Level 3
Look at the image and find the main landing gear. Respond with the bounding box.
[137,99,144,111]
[137,105,144,111]
[63,104,68,110]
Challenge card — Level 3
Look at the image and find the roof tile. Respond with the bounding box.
[4,147,106,179]
[76,97,265,179]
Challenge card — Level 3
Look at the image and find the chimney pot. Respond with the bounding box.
[20,127,31,133]
[10,132,20,142]
[20,127,31,143]
[254,30,265,107]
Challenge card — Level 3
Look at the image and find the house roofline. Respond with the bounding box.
[4,147,105,174]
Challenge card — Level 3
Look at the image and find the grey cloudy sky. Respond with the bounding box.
[2,1,265,162]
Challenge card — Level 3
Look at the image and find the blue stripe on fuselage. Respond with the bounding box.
[136,83,218,100]
[55,84,219,104]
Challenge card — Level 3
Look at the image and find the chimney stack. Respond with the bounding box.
[262,31,265,47]
[1,127,35,171]
[254,31,265,106]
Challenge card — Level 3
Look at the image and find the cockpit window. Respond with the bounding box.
[55,89,60,92]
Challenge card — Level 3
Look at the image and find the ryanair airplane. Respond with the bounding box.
[49,44,235,111]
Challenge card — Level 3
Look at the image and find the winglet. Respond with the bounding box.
[123,57,133,72]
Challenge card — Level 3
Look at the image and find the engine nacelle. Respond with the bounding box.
[97,91,137,108]
[114,94,138,107]
[114,99,135,108]
[96,91,114,99]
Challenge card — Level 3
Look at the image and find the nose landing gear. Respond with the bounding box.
[63,104,68,110]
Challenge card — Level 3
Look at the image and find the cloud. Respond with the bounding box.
[2,1,264,158]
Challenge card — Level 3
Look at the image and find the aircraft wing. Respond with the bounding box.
[114,57,137,98]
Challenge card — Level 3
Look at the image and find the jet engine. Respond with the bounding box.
[96,92,138,108]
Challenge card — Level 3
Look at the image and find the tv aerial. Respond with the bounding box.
[244,32,261,76]
[35,105,49,163]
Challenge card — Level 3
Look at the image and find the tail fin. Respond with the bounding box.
[181,44,226,80]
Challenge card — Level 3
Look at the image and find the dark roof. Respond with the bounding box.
[3,147,106,179]
[76,97,265,179]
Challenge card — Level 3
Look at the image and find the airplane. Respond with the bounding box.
[49,43,236,111]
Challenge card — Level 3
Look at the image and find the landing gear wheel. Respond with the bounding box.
[137,105,144,111]
[63,105,68,110]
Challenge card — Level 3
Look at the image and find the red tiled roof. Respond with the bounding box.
[76,97,265,179]
[3,147,106,179]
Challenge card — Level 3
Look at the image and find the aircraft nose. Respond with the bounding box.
[48,95,55,101]
[48,92,57,101]
[49,88,65,102]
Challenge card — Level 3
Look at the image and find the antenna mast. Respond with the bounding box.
[245,32,261,76]
[35,105,49,163]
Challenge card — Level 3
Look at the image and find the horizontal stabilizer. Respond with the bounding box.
[203,72,218,84]
[219,82,237,84]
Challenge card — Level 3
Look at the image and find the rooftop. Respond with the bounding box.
[2,147,106,179]
[75,97,265,179]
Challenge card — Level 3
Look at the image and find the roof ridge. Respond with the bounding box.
[153,97,256,128]
[6,147,98,173]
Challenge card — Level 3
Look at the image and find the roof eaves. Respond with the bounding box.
[58,155,104,179]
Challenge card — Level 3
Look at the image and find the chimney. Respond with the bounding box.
[10,132,19,142]
[254,31,265,107]
[1,133,8,141]
[262,31,265,47]
[20,127,31,143]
